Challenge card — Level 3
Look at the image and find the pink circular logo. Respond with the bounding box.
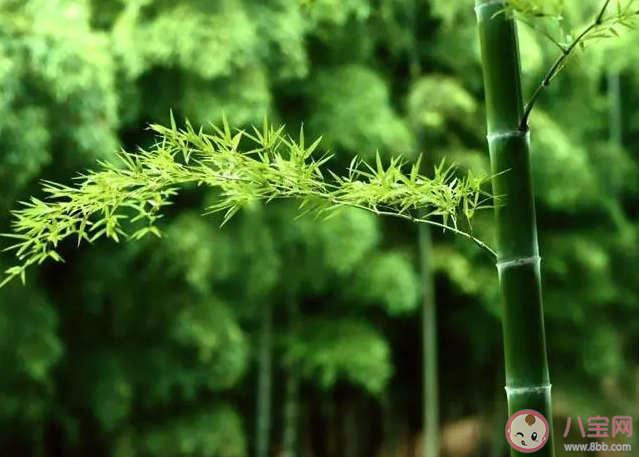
[506,409,549,453]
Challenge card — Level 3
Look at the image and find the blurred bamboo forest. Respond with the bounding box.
[1,0,639,457]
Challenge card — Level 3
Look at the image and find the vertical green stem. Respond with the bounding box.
[607,70,622,146]
[382,394,399,456]
[605,69,622,197]
[420,225,439,457]
[282,291,300,457]
[344,400,358,457]
[406,0,440,454]
[475,2,554,457]
[256,301,273,457]
[282,376,299,457]
[606,70,638,452]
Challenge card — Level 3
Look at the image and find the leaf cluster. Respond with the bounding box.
[0,116,497,288]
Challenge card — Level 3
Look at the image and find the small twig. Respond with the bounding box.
[519,0,613,131]
[332,200,498,258]
[246,191,499,259]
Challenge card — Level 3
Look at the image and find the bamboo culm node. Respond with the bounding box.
[506,385,552,397]
[486,130,528,143]
[497,256,541,273]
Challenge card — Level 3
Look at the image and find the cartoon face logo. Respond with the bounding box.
[506,409,549,453]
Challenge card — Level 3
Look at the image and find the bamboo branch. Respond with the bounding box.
[0,117,499,288]
[519,0,638,130]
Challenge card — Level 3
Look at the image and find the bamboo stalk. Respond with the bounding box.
[606,70,639,453]
[474,2,554,457]
[420,224,439,457]
[282,285,300,457]
[605,69,622,197]
[256,300,273,457]
[405,1,440,454]
[607,70,622,146]
[282,346,299,457]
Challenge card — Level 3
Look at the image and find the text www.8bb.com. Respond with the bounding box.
[564,442,631,452]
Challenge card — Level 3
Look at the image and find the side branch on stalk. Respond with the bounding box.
[500,0,639,131]
[0,116,498,289]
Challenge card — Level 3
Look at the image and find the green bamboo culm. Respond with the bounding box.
[474,2,554,457]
